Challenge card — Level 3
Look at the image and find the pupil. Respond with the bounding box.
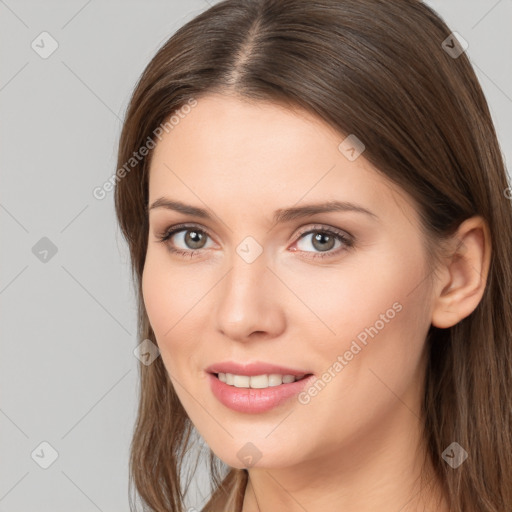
[186,230,205,249]
[313,232,334,251]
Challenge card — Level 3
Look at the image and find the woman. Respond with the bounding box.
[114,1,512,511]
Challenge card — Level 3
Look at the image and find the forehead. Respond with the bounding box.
[147,93,417,227]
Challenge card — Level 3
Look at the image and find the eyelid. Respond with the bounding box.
[294,223,352,240]
[156,222,215,243]
[156,222,351,241]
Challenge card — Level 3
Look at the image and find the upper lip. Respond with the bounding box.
[205,361,313,377]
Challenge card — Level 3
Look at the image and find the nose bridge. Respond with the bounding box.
[214,239,285,340]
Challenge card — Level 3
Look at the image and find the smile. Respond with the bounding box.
[216,372,308,388]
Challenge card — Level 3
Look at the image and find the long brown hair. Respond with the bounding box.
[114,1,512,510]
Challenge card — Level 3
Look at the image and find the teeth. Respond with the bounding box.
[217,373,306,388]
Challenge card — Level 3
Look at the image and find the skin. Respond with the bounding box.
[142,93,491,512]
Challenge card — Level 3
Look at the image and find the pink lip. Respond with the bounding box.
[208,373,315,414]
[205,361,311,377]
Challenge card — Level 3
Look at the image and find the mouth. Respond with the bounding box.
[207,371,316,414]
[210,372,313,389]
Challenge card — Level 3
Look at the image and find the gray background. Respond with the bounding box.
[1,1,511,511]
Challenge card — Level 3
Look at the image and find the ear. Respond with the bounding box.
[431,216,491,329]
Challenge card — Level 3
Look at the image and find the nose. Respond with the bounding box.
[214,246,286,343]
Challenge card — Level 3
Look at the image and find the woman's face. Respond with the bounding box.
[143,93,435,470]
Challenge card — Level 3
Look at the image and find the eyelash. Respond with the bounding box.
[155,223,354,260]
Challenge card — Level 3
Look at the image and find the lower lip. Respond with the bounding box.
[208,373,315,414]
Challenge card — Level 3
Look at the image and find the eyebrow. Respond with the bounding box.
[148,197,379,224]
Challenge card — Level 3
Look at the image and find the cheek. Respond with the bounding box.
[142,250,199,337]
[141,258,172,336]
[292,274,430,449]
[319,254,431,411]
[141,255,208,371]
[279,247,425,351]
[292,243,430,388]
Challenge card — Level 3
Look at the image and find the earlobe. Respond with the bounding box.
[431,216,491,329]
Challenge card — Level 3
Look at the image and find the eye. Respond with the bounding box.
[156,222,354,260]
[156,223,214,258]
[292,224,354,259]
